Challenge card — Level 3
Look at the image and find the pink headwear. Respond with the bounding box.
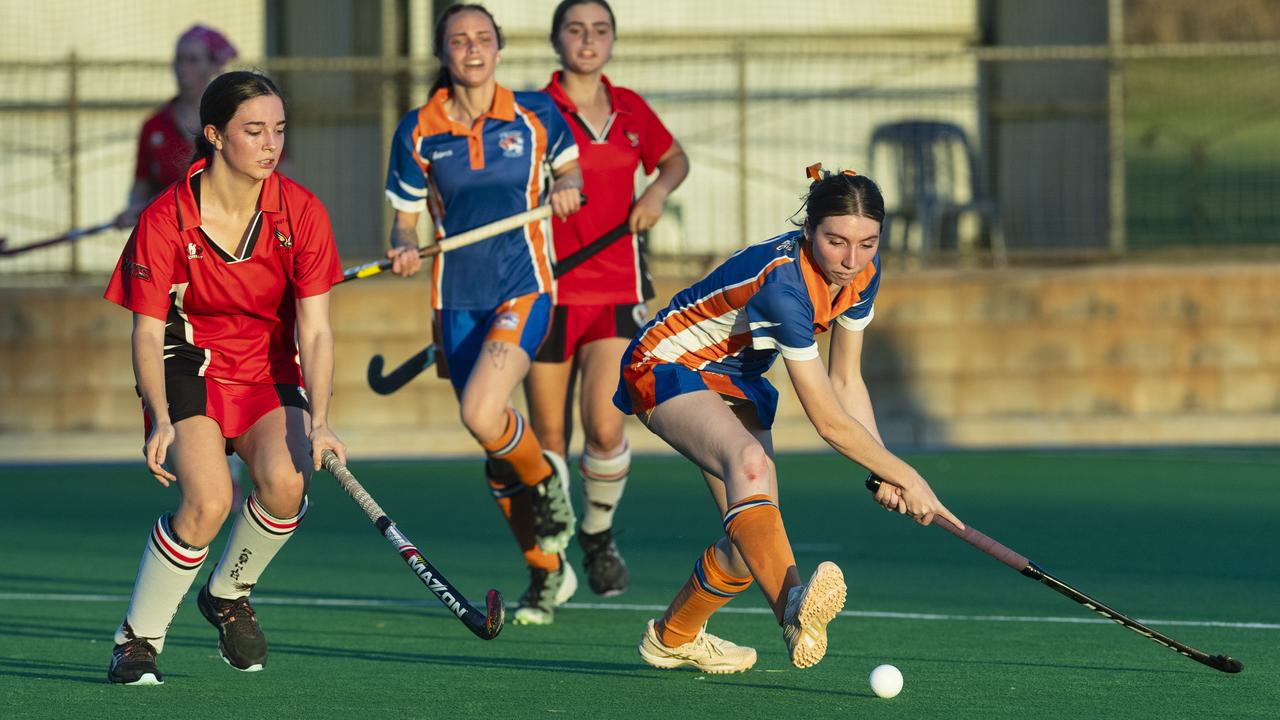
[177,25,239,65]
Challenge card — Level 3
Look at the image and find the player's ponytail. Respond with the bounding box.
[793,162,885,232]
[191,70,282,165]
[431,3,506,93]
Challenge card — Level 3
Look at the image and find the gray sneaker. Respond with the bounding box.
[512,555,578,625]
[529,451,576,554]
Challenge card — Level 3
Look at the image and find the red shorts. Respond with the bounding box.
[142,375,310,451]
[535,302,648,363]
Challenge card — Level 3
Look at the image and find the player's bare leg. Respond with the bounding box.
[198,406,311,672]
[644,392,844,668]
[575,337,632,596]
[110,416,231,685]
[467,341,576,622]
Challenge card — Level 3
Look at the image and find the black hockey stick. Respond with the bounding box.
[865,474,1242,673]
[366,219,632,395]
[322,450,504,640]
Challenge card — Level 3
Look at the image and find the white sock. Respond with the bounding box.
[115,514,208,652]
[207,492,307,600]
[579,442,630,534]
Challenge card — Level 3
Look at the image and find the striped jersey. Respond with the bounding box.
[384,85,579,310]
[629,229,880,378]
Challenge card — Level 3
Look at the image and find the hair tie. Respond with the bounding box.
[805,163,824,182]
[841,169,858,177]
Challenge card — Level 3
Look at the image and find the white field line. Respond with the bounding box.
[1,591,1276,630]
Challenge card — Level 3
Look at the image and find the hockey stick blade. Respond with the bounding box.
[865,474,1242,673]
[323,450,504,639]
[367,346,436,395]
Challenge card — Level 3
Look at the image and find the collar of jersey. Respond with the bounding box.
[175,156,281,232]
[798,240,870,325]
[544,71,628,115]
[422,84,517,137]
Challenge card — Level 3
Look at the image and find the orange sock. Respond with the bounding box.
[480,408,552,487]
[656,544,753,647]
[723,494,801,624]
[486,464,559,571]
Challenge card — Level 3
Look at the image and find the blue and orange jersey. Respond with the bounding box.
[384,84,578,310]
[628,229,880,379]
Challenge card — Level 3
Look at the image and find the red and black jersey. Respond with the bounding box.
[105,158,343,385]
[543,72,674,306]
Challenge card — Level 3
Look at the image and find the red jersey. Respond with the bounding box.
[543,72,674,305]
[134,100,192,192]
[105,158,344,385]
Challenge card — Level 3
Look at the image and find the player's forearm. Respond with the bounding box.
[831,374,885,446]
[131,320,170,425]
[298,327,335,428]
[649,148,689,198]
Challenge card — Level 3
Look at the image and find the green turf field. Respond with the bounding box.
[2,449,1277,718]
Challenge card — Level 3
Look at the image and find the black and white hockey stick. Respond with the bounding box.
[322,450,504,640]
[865,474,1242,673]
[366,219,632,395]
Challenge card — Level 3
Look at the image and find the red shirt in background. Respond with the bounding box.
[543,72,674,306]
[105,158,344,386]
[134,100,192,192]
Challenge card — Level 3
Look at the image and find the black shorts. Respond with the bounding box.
[535,303,648,363]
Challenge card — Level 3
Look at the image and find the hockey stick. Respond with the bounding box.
[338,204,555,284]
[322,450,504,640]
[0,222,115,257]
[865,474,1243,673]
[366,219,632,395]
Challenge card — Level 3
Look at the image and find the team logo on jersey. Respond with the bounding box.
[430,149,454,161]
[498,131,525,158]
[186,242,203,259]
[631,303,648,327]
[275,228,293,249]
[494,311,520,331]
[122,259,151,281]
[625,130,640,147]
[775,238,796,252]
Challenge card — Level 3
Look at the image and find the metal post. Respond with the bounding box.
[1107,0,1126,255]
[735,41,748,246]
[380,0,400,252]
[67,51,81,274]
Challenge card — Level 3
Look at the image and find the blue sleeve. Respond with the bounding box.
[384,110,428,213]
[542,98,579,171]
[745,281,819,361]
[837,255,881,331]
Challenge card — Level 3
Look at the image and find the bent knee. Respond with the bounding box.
[459,402,506,443]
[736,444,774,490]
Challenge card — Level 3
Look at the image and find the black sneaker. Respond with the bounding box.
[579,527,630,597]
[529,451,576,554]
[197,581,267,671]
[108,637,163,685]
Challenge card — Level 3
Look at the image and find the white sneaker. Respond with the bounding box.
[512,555,578,625]
[638,619,757,674]
[782,561,847,668]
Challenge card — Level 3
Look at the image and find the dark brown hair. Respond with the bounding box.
[794,167,885,230]
[550,0,617,51]
[431,3,505,92]
[192,70,282,164]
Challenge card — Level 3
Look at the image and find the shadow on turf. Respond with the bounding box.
[830,650,1196,676]
[0,657,134,686]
